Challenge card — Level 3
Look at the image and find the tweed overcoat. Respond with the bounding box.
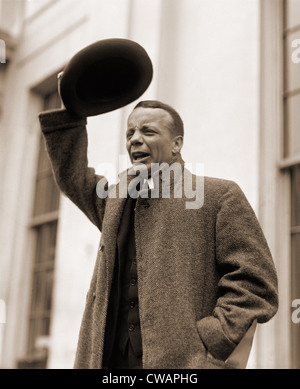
[39,109,278,369]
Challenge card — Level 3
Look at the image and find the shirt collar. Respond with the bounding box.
[144,177,154,189]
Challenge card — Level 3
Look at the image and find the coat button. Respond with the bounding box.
[130,278,137,286]
[129,301,135,309]
[129,323,135,332]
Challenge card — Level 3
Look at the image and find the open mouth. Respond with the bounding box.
[131,151,150,162]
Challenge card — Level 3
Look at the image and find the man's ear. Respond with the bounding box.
[172,136,183,155]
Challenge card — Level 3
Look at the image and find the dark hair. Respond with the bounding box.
[133,100,184,137]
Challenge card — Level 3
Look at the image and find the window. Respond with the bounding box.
[283,0,300,369]
[290,164,300,368]
[18,90,61,369]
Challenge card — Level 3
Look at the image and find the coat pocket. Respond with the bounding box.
[197,328,227,369]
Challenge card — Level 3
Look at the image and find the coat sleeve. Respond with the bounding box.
[38,108,107,231]
[197,180,279,361]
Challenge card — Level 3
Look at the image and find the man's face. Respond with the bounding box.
[126,107,176,170]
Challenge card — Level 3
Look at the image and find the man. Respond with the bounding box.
[39,97,278,369]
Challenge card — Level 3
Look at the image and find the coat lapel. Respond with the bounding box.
[102,170,135,282]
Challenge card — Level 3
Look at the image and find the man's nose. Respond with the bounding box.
[130,130,143,145]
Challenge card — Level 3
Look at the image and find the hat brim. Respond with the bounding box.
[60,38,153,118]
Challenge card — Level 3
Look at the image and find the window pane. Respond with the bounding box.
[28,318,37,353]
[33,174,60,216]
[291,165,300,226]
[31,271,43,311]
[28,268,54,352]
[286,31,300,92]
[34,222,58,264]
[41,317,51,336]
[286,0,300,29]
[44,92,61,111]
[285,93,300,157]
[36,136,52,176]
[44,269,54,312]
[29,268,54,321]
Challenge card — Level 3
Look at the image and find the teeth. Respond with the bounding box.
[133,152,149,159]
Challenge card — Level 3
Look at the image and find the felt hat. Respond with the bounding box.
[59,38,153,118]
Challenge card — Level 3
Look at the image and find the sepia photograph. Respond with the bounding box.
[0,0,299,375]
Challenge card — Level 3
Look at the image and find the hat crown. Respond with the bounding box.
[60,38,153,118]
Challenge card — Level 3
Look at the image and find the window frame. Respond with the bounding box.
[281,0,300,370]
[24,90,61,367]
